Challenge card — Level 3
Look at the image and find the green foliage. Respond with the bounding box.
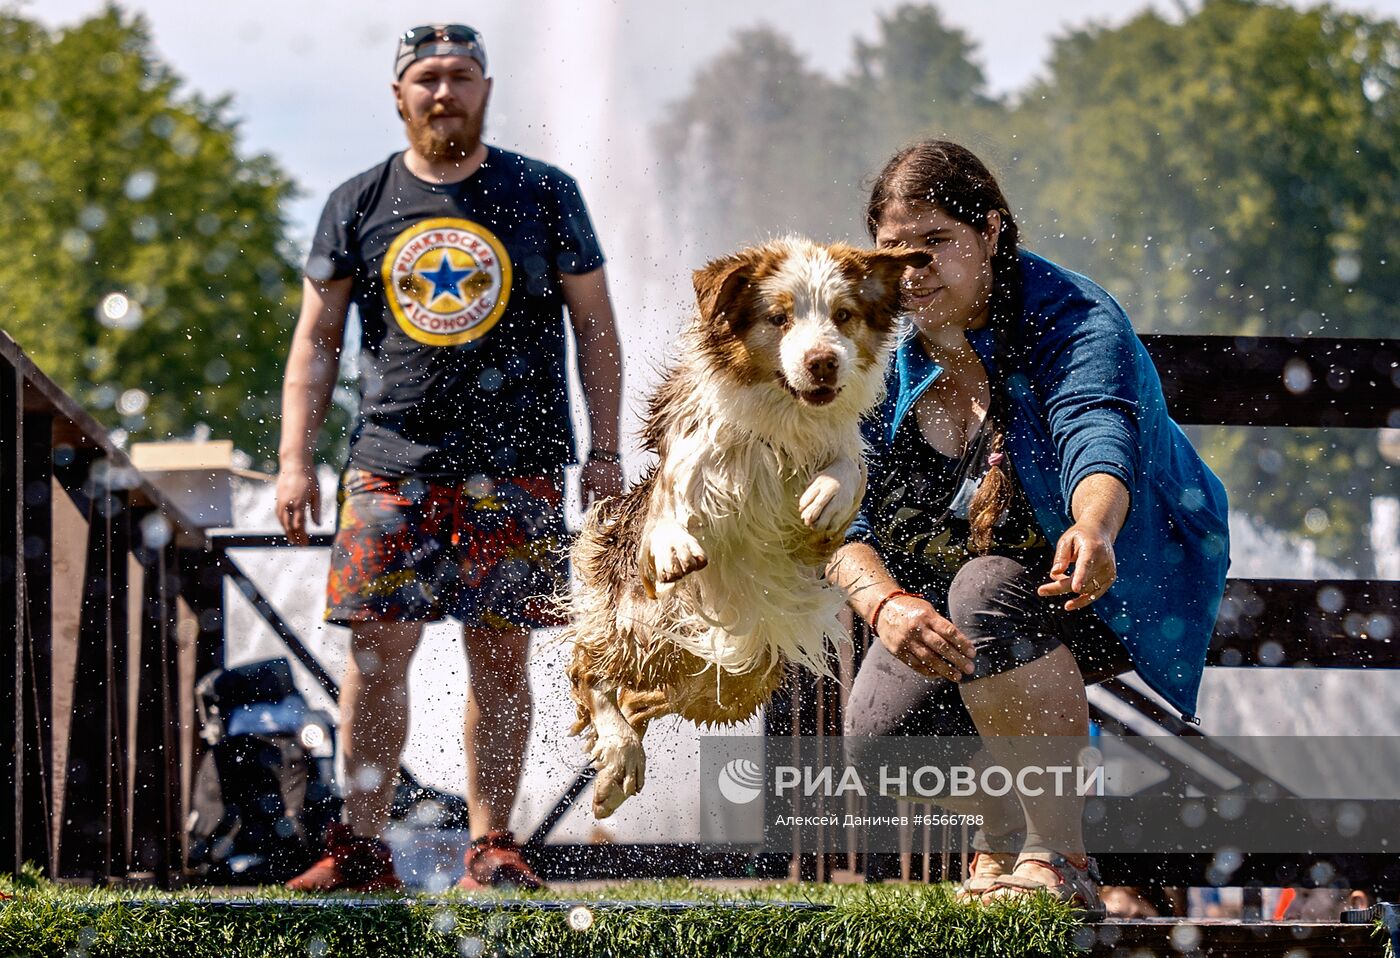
[1012,0,1400,339]
[1007,0,1400,556]
[655,8,1006,256]
[654,0,1399,561]
[0,876,1084,958]
[0,4,302,467]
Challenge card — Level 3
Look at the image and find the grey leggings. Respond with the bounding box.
[844,554,1133,741]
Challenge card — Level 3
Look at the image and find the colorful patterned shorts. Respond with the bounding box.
[325,469,569,629]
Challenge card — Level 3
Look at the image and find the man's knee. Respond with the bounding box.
[350,620,425,678]
[463,625,532,691]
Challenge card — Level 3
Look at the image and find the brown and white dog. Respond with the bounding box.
[564,237,928,818]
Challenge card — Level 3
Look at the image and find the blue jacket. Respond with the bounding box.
[850,251,1229,720]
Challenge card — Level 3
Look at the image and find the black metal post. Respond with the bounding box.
[0,354,20,875]
[21,412,53,874]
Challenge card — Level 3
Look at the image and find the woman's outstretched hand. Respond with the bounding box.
[874,594,977,682]
[1038,522,1118,611]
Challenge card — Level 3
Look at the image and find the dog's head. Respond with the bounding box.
[691,238,929,409]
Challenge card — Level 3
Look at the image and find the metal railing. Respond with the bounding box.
[3,327,1398,889]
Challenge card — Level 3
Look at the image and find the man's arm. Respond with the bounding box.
[276,275,352,544]
[562,267,624,506]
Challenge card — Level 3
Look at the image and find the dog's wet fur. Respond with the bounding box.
[563,237,928,818]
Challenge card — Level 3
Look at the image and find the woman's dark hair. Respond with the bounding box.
[866,140,1020,555]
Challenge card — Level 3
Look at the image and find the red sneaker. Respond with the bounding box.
[456,830,544,890]
[286,823,403,892]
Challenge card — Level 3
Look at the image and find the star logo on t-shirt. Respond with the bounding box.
[381,217,512,346]
[418,253,475,304]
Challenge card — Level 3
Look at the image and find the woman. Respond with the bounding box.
[828,140,1229,912]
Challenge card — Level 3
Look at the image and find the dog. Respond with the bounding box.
[564,237,928,818]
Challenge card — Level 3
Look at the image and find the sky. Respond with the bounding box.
[32,0,1400,253]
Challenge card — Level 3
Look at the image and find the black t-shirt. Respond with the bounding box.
[306,147,605,477]
[866,410,1050,597]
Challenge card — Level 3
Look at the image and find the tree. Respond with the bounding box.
[1008,0,1400,558]
[655,10,1006,254]
[654,26,857,255]
[0,5,304,467]
[849,4,999,157]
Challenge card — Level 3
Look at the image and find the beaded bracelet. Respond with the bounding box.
[870,589,918,638]
[587,448,622,463]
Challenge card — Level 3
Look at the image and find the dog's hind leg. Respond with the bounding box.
[617,687,672,740]
[581,681,647,819]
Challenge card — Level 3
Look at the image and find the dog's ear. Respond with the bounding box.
[861,246,931,276]
[693,252,756,327]
[839,245,930,315]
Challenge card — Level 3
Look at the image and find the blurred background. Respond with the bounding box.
[6,0,1398,861]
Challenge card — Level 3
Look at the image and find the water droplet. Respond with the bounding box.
[1316,586,1344,614]
[124,169,157,201]
[353,765,384,790]
[117,388,149,416]
[1282,358,1312,394]
[140,513,172,549]
[1304,508,1329,533]
[1332,253,1361,284]
[61,229,92,258]
[568,905,595,931]
[78,206,107,231]
[1170,923,1201,949]
[131,216,159,242]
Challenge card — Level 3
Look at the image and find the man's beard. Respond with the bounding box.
[406,108,483,162]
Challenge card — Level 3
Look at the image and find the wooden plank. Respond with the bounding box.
[1142,334,1400,428]
[1213,579,1400,667]
[48,473,86,873]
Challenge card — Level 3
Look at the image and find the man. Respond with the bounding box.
[276,23,624,891]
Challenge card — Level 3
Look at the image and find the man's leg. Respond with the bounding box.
[461,623,533,838]
[286,617,423,891]
[342,620,426,837]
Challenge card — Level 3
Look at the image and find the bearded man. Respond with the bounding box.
[275,24,624,891]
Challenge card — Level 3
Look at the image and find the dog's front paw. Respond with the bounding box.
[644,521,708,593]
[590,733,646,818]
[799,469,858,533]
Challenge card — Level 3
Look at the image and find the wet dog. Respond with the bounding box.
[564,237,927,817]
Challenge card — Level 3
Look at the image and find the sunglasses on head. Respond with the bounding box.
[401,24,480,49]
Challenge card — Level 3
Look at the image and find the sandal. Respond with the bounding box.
[957,850,1019,901]
[981,851,1106,920]
[955,828,1024,902]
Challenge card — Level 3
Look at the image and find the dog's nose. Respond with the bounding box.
[805,350,839,385]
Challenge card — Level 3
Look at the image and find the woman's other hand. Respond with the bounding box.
[875,594,977,682]
[1038,523,1118,611]
[1038,472,1130,611]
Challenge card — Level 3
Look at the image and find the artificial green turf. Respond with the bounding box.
[0,867,1087,958]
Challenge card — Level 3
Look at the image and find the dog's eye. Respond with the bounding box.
[834,307,852,324]
[767,310,787,327]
